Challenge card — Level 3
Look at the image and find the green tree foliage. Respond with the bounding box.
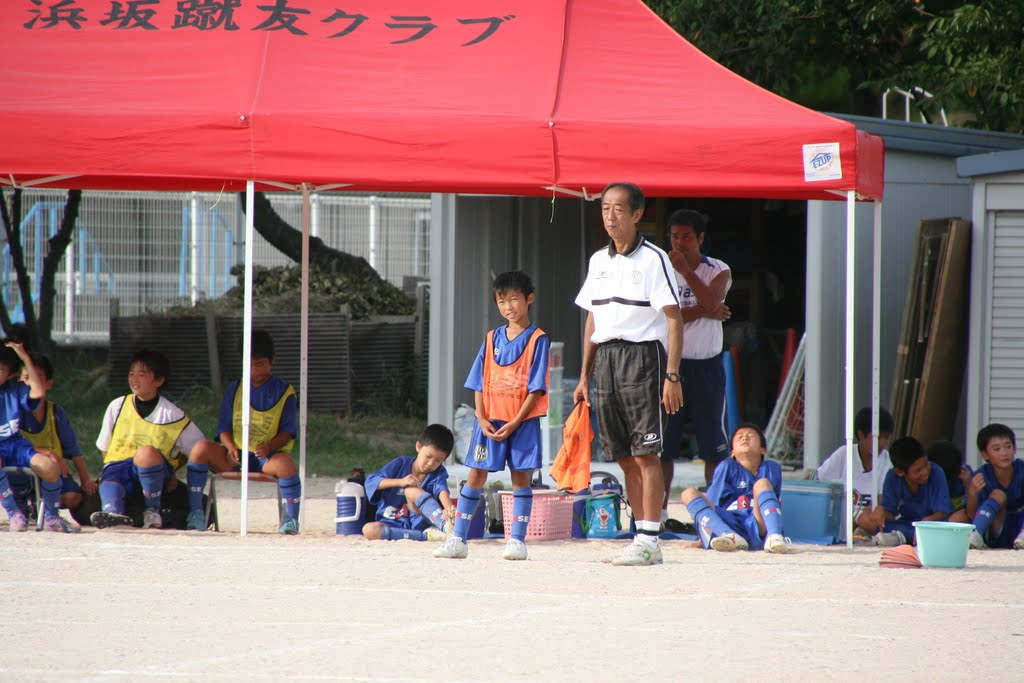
[646,0,1024,132]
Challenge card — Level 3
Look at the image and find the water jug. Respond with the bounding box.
[335,480,366,535]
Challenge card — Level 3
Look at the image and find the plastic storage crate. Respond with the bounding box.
[501,491,573,541]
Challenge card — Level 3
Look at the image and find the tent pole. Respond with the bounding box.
[190,192,200,306]
[871,201,882,517]
[240,181,255,538]
[844,190,856,550]
[299,185,311,532]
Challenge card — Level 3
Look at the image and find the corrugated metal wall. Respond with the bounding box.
[987,211,1024,427]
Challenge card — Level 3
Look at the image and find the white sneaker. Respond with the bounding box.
[710,532,749,552]
[969,530,988,550]
[502,538,528,561]
[764,533,789,554]
[871,530,906,547]
[58,508,82,532]
[1014,531,1024,551]
[433,536,469,559]
[610,541,663,566]
[425,527,448,542]
[142,509,162,529]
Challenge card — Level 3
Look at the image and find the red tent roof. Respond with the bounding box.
[0,0,883,200]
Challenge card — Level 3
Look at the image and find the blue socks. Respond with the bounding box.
[136,464,166,511]
[380,525,427,541]
[40,479,62,520]
[99,480,126,514]
[511,488,533,542]
[757,489,783,537]
[0,471,19,517]
[415,492,446,530]
[278,475,301,519]
[453,485,482,540]
[973,497,1002,537]
[187,462,209,512]
[686,496,732,548]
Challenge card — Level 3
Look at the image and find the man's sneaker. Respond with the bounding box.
[90,511,133,529]
[43,515,80,533]
[279,516,299,535]
[764,533,790,554]
[9,511,28,532]
[611,541,663,566]
[433,536,469,559]
[710,532,749,552]
[969,530,988,550]
[141,509,162,529]
[1014,531,1024,551]
[425,527,448,542]
[185,510,207,532]
[502,538,529,561]
[59,508,82,533]
[871,530,906,547]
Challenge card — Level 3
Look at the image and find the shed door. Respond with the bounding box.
[989,211,1024,427]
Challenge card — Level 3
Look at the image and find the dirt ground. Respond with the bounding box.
[2,487,1022,683]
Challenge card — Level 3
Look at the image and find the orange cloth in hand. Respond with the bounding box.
[550,401,593,493]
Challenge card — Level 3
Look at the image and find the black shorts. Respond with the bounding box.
[661,354,729,463]
[592,340,666,459]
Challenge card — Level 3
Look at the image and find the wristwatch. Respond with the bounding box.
[664,372,681,383]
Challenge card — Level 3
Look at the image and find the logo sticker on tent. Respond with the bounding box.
[803,143,842,182]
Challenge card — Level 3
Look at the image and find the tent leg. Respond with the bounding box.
[239,181,255,538]
[299,185,310,532]
[871,201,882,516]
[844,190,856,550]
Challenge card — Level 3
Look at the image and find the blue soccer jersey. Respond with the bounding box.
[20,401,82,460]
[464,323,550,396]
[365,456,450,530]
[881,462,953,522]
[216,376,298,438]
[0,379,37,442]
[975,459,1024,512]
[706,457,783,514]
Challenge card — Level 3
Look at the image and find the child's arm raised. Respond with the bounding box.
[7,342,44,399]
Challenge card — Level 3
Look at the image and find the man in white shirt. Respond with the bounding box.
[573,182,683,566]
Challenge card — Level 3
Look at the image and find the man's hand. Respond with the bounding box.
[668,249,691,275]
[572,377,590,406]
[704,303,732,322]
[662,380,683,414]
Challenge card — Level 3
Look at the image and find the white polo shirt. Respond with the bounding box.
[676,255,731,360]
[575,235,680,348]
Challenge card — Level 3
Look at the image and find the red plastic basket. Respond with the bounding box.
[500,491,573,541]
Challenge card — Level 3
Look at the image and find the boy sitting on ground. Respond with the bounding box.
[927,439,972,524]
[681,422,788,553]
[0,342,76,532]
[872,436,952,546]
[966,423,1024,550]
[813,406,893,540]
[363,423,455,542]
[186,330,302,534]
[92,349,205,529]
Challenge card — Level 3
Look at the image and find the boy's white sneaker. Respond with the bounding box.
[970,530,988,549]
[425,527,448,542]
[871,530,906,547]
[764,533,789,554]
[142,509,163,529]
[502,538,528,561]
[433,536,469,559]
[610,540,663,566]
[710,532,748,552]
[1014,531,1024,550]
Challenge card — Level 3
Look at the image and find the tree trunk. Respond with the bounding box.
[37,190,82,349]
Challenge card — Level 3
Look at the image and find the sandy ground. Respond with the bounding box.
[2,484,1023,683]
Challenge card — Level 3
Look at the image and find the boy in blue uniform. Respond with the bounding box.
[435,271,550,561]
[0,342,75,532]
[16,354,95,529]
[927,440,972,524]
[363,423,455,541]
[681,422,788,553]
[872,436,952,546]
[92,349,205,529]
[966,423,1024,549]
[186,330,302,534]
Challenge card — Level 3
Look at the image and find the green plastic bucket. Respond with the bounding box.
[913,521,975,568]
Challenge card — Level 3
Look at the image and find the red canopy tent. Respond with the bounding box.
[0,0,884,542]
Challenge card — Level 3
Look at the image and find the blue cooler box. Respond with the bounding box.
[781,480,842,543]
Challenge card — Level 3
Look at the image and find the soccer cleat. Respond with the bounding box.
[969,530,988,550]
[43,515,80,533]
[764,533,790,554]
[425,527,448,542]
[433,536,469,559]
[710,532,749,552]
[90,511,133,529]
[142,509,163,529]
[502,538,529,561]
[9,511,28,532]
[185,510,206,531]
[871,530,906,547]
[611,541,663,566]
[279,516,299,535]
[59,509,82,533]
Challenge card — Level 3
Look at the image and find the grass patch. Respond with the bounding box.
[50,350,423,479]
